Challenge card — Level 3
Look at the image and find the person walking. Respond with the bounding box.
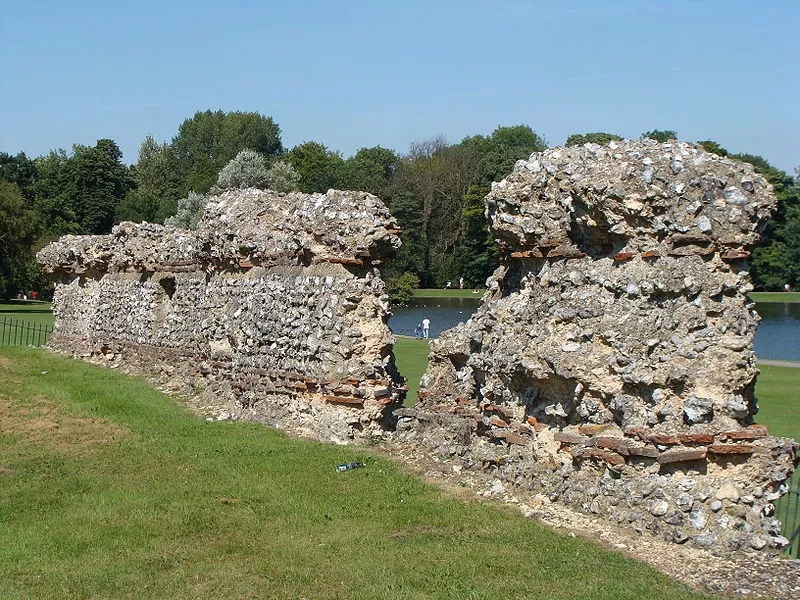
[422,317,430,339]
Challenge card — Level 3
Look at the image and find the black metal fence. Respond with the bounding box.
[0,317,53,347]
[776,478,800,558]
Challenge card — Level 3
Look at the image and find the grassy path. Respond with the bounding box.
[757,359,800,368]
[413,288,484,299]
[748,291,800,303]
[0,346,720,600]
[0,301,54,327]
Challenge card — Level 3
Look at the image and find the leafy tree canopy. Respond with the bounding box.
[171,110,283,194]
[641,129,678,143]
[115,189,165,225]
[565,132,623,147]
[33,140,131,237]
[211,149,270,193]
[0,181,40,297]
[164,192,208,230]
[696,140,729,157]
[287,141,344,193]
[726,152,800,290]
[0,151,36,206]
[385,272,420,305]
[265,160,300,193]
[456,184,497,287]
[339,146,398,197]
[462,125,547,184]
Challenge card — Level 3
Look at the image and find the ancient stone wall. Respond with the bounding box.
[396,140,798,551]
[38,188,404,443]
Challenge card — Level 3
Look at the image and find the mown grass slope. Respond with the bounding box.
[0,347,719,600]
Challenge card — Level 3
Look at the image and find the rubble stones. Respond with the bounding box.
[38,188,404,443]
[396,140,798,552]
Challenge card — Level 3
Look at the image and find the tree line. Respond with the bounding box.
[1,112,798,299]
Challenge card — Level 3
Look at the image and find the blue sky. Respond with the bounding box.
[1,0,798,172]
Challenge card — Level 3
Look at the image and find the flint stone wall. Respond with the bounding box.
[396,140,798,551]
[38,188,404,443]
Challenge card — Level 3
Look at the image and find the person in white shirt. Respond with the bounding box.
[422,317,430,338]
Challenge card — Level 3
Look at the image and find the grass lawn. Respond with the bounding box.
[756,365,800,555]
[749,291,800,303]
[0,346,720,600]
[393,337,430,404]
[0,302,54,347]
[0,301,54,328]
[413,288,484,299]
[755,364,800,440]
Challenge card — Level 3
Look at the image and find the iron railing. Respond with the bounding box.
[0,317,53,347]
[776,476,800,558]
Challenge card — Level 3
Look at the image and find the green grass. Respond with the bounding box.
[0,302,54,328]
[748,291,800,303]
[393,337,430,405]
[0,346,718,600]
[0,302,54,347]
[754,364,800,554]
[755,364,800,441]
[413,288,484,299]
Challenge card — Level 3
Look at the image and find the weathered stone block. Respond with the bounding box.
[39,188,403,443]
[401,140,796,552]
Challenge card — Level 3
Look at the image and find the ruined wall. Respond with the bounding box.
[38,188,403,443]
[396,140,798,551]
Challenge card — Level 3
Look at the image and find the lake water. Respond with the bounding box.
[753,302,800,361]
[389,298,800,361]
[390,296,480,339]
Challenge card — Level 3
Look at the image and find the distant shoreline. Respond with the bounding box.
[757,359,800,368]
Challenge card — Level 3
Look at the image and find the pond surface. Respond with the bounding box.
[753,302,800,361]
[389,298,800,361]
[389,296,480,338]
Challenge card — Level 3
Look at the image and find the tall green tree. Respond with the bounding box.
[456,185,498,287]
[210,149,270,193]
[33,140,131,237]
[70,139,133,234]
[171,110,283,194]
[696,140,729,157]
[389,138,481,286]
[116,135,182,223]
[32,150,79,238]
[730,153,800,290]
[0,152,37,206]
[566,132,623,147]
[462,124,547,185]
[286,141,344,193]
[383,191,425,280]
[641,129,678,142]
[384,125,546,287]
[339,146,398,197]
[0,181,40,297]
